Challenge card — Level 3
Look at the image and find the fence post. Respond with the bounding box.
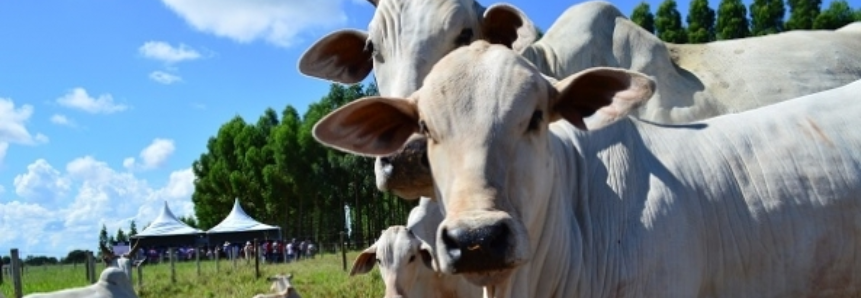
[11,249,23,298]
[1,254,4,285]
[215,248,220,272]
[169,247,176,284]
[91,252,97,283]
[137,262,143,290]
[85,250,96,284]
[340,231,347,272]
[195,245,201,277]
[232,246,237,270]
[254,238,260,279]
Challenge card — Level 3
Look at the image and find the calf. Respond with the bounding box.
[253,274,301,298]
[24,267,138,298]
[100,243,142,282]
[351,198,481,298]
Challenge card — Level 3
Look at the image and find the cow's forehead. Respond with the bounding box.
[417,43,550,120]
[378,226,418,265]
[369,0,479,32]
[373,0,478,19]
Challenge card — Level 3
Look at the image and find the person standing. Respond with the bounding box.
[286,241,294,263]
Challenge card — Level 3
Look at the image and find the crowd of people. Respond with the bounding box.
[137,238,317,264]
[235,238,316,263]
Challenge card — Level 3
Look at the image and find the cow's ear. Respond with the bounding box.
[314,96,419,157]
[349,245,378,276]
[482,4,537,53]
[298,29,373,84]
[100,243,114,260]
[418,241,440,272]
[551,67,655,131]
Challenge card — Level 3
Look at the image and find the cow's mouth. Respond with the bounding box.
[462,269,514,287]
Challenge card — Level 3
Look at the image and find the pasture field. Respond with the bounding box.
[0,250,384,297]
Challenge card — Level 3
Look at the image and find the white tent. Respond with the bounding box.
[206,198,282,243]
[130,201,204,246]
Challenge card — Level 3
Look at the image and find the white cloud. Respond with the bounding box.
[139,41,202,64]
[125,139,176,171]
[13,159,71,204]
[160,0,348,48]
[141,139,176,170]
[0,156,196,257]
[0,97,44,145]
[123,157,136,170]
[149,71,183,85]
[50,114,76,127]
[56,88,128,114]
[0,97,48,164]
[35,133,49,144]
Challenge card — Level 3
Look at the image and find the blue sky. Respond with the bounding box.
[0,0,855,258]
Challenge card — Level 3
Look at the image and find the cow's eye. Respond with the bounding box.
[365,39,383,62]
[455,28,473,46]
[408,255,416,263]
[528,110,543,132]
[419,120,429,135]
[376,258,382,265]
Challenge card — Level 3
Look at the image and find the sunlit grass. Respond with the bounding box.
[0,251,383,298]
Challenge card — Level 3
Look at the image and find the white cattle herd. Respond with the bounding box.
[307,0,861,297]
[15,0,861,297]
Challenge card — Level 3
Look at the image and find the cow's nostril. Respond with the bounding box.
[441,227,463,262]
[420,151,429,169]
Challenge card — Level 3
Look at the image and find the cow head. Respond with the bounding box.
[264,273,301,298]
[100,241,142,278]
[349,226,436,297]
[313,41,654,287]
[299,0,538,199]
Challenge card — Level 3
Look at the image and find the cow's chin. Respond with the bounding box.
[462,269,515,287]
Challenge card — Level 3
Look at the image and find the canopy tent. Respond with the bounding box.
[130,201,205,246]
[206,198,282,244]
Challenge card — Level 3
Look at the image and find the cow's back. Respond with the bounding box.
[529,1,861,124]
[667,28,861,117]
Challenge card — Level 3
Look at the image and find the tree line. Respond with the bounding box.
[191,83,415,249]
[2,251,91,266]
[98,220,139,248]
[630,0,861,43]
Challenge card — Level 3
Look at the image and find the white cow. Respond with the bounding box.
[351,198,481,298]
[313,41,861,297]
[299,0,861,200]
[99,243,142,282]
[253,274,301,298]
[24,267,138,298]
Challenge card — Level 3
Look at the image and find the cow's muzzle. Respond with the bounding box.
[374,134,434,200]
[436,211,527,286]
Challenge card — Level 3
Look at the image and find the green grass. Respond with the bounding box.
[0,251,384,298]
